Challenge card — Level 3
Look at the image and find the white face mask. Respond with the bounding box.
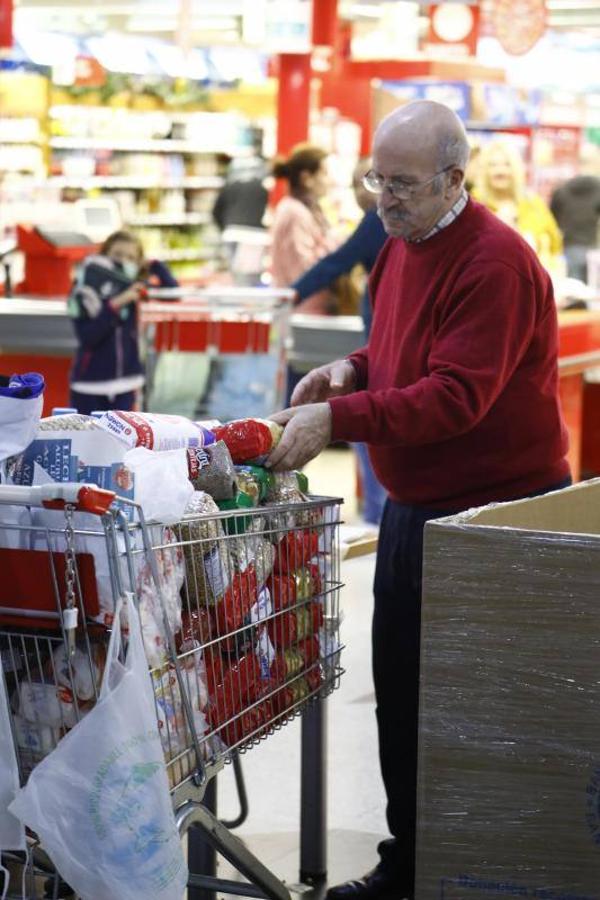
[121,260,140,281]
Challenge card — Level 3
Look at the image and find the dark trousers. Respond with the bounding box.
[69,389,136,416]
[373,477,572,893]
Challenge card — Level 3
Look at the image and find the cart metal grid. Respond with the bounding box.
[0,483,344,899]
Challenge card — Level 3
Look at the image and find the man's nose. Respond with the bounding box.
[379,187,399,211]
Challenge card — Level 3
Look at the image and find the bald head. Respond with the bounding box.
[374,100,470,174]
[370,101,469,241]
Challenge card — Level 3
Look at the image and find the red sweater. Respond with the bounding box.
[329,198,570,509]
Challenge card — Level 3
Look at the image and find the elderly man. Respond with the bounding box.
[267,100,570,900]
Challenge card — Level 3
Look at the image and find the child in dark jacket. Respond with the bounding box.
[68,230,178,415]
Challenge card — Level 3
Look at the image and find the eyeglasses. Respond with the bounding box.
[362,165,454,200]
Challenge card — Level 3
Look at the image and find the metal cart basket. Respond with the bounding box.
[0,482,343,899]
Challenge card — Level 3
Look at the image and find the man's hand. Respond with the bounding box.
[291,359,356,407]
[267,403,332,471]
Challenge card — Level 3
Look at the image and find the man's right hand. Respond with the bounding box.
[291,359,356,407]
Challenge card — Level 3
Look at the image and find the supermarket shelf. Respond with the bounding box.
[47,175,224,190]
[127,212,211,226]
[50,136,251,154]
[127,213,211,228]
[160,248,216,261]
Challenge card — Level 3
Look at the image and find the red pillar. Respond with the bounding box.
[276,53,312,154]
[0,0,13,48]
[312,0,338,47]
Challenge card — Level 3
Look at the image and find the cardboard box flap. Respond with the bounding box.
[430,477,600,537]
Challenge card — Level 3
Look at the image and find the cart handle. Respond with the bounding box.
[0,483,115,514]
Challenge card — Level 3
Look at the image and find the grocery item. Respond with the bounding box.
[96,410,215,451]
[49,641,106,703]
[217,490,257,535]
[265,470,309,504]
[273,529,319,574]
[267,574,296,611]
[123,446,194,525]
[135,526,185,669]
[235,465,274,504]
[187,441,237,500]
[207,653,263,728]
[268,602,323,649]
[229,517,276,586]
[0,371,44,464]
[180,492,231,605]
[218,700,273,747]
[213,418,283,464]
[15,681,80,731]
[214,565,258,635]
[6,413,135,508]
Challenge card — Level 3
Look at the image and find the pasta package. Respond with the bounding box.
[213,419,283,464]
[96,410,215,452]
[187,441,237,501]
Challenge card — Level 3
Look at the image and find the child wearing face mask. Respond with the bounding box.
[67,230,178,415]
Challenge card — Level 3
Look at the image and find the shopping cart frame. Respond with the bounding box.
[0,482,344,900]
[140,287,295,418]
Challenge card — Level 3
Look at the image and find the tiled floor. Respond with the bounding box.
[207,447,389,898]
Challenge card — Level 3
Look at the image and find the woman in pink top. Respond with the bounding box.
[271,144,338,314]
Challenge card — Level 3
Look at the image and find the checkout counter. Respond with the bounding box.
[2,296,600,480]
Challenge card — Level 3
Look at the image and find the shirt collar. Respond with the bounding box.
[411,188,469,243]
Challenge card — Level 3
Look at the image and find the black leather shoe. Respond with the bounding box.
[325,866,411,900]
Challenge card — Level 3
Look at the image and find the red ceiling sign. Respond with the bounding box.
[0,0,13,49]
[492,0,547,55]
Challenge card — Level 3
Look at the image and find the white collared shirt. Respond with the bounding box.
[413,188,469,243]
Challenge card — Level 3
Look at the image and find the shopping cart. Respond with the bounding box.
[141,287,294,421]
[0,481,343,899]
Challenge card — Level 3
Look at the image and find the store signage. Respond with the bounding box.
[0,0,13,49]
[491,0,546,56]
[381,80,471,122]
[427,3,480,57]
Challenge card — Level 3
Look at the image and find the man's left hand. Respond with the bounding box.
[267,403,332,471]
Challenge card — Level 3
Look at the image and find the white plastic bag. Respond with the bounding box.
[124,446,194,525]
[9,592,187,900]
[0,657,25,851]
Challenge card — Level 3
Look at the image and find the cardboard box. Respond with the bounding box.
[416,479,600,900]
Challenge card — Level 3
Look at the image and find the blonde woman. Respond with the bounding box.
[474,141,563,268]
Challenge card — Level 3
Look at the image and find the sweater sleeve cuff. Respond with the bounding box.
[329,392,372,443]
[347,353,368,390]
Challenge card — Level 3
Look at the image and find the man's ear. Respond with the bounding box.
[446,167,465,197]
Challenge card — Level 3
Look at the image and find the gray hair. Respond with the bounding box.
[438,132,470,172]
[432,131,470,193]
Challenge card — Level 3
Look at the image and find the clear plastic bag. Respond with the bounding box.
[9,592,187,900]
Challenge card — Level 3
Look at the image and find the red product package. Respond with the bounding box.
[311,601,324,633]
[219,700,273,747]
[176,607,215,655]
[203,647,226,697]
[268,610,297,649]
[208,653,263,726]
[267,574,296,611]
[215,565,258,635]
[273,530,319,574]
[269,603,323,649]
[298,635,320,667]
[213,419,278,464]
[305,667,323,693]
[307,562,323,597]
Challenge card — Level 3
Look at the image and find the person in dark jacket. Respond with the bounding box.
[68,230,177,415]
[551,174,600,282]
[292,159,388,524]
